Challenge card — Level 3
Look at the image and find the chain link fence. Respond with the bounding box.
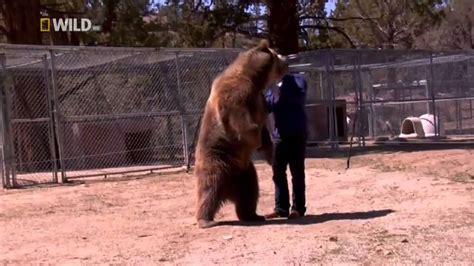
[0,46,241,187]
[1,45,474,188]
[290,49,474,148]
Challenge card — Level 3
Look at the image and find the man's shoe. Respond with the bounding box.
[288,210,303,219]
[264,212,288,219]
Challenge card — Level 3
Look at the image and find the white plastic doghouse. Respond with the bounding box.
[398,113,444,139]
[419,113,444,137]
[399,117,425,139]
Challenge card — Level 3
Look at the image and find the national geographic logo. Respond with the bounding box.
[40,18,101,32]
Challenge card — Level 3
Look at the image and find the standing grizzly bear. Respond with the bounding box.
[194,40,288,228]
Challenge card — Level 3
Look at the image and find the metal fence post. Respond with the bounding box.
[331,52,339,150]
[0,108,4,188]
[324,51,336,150]
[0,54,9,188]
[0,54,17,188]
[428,52,438,137]
[356,52,365,147]
[174,52,189,169]
[49,50,66,183]
[456,85,462,131]
[42,55,58,183]
[367,72,376,138]
[470,100,473,119]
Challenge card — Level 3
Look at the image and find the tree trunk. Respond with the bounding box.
[2,0,42,44]
[102,0,118,34]
[267,0,299,55]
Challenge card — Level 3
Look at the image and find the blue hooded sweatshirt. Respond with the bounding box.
[265,73,307,140]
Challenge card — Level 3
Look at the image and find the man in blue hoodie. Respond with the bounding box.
[264,73,307,219]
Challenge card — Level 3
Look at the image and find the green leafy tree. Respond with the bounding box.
[330,0,446,49]
[105,0,151,46]
[416,0,473,49]
[146,0,254,48]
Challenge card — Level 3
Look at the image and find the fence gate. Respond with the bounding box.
[1,52,59,188]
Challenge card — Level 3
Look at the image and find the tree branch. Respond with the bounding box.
[192,0,203,12]
[299,15,380,22]
[41,6,86,15]
[355,0,389,40]
[223,25,268,38]
[301,24,357,48]
[41,2,69,8]
[246,15,269,22]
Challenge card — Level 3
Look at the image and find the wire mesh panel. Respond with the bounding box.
[362,50,433,138]
[288,51,341,146]
[431,51,474,136]
[0,46,246,184]
[52,49,182,116]
[294,49,474,145]
[59,115,184,178]
[50,48,188,179]
[177,51,239,112]
[0,49,58,186]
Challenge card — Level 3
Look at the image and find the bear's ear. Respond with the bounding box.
[248,47,272,70]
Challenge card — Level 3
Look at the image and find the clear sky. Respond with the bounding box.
[326,0,336,14]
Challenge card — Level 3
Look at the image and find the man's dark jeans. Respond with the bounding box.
[272,135,306,216]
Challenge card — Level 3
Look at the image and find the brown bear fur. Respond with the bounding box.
[194,40,288,228]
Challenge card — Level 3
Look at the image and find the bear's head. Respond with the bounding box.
[237,39,289,89]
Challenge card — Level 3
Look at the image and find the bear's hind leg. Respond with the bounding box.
[196,188,221,229]
[234,163,265,222]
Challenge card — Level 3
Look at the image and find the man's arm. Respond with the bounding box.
[264,90,274,113]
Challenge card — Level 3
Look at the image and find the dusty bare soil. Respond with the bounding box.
[1,149,473,265]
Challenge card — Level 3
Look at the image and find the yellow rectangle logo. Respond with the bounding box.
[40,18,50,32]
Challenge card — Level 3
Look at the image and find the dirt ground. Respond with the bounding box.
[1,149,473,265]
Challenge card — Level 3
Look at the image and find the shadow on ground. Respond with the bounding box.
[217,209,395,227]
